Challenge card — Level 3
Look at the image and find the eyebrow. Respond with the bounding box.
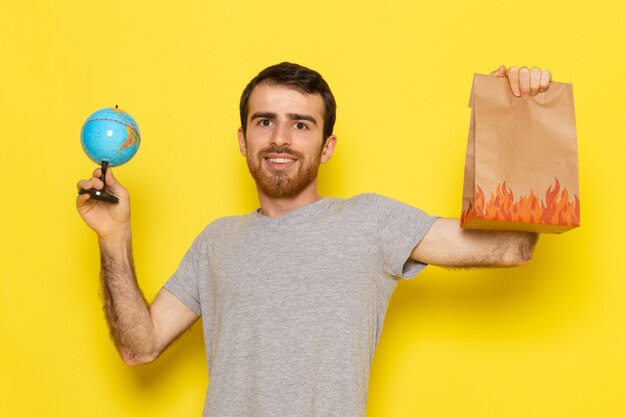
[287,113,317,125]
[250,111,317,125]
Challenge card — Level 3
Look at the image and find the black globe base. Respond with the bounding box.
[77,160,119,204]
[78,188,119,203]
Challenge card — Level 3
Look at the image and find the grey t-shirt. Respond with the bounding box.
[164,193,438,417]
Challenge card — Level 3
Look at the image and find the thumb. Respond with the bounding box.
[490,65,506,77]
[104,168,129,197]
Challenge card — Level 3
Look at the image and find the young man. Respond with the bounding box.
[76,62,551,417]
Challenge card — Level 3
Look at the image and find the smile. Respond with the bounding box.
[263,155,299,171]
[266,157,297,164]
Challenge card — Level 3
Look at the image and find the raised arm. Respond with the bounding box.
[411,218,538,268]
[413,64,551,267]
[76,168,198,366]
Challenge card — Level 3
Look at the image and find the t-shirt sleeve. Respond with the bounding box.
[369,193,439,279]
[162,230,207,316]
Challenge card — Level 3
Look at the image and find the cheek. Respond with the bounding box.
[242,136,260,153]
[246,130,270,147]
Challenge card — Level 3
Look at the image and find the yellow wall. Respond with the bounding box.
[1,1,624,416]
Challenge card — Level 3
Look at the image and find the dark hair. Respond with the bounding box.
[239,62,337,141]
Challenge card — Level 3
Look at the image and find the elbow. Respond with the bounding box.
[501,253,532,267]
[499,233,538,267]
[120,350,159,367]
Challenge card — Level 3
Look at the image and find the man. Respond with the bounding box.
[76,62,551,416]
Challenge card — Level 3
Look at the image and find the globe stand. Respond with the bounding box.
[78,160,119,204]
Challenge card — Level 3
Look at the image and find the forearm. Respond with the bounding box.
[412,218,539,268]
[99,233,157,365]
[447,229,538,268]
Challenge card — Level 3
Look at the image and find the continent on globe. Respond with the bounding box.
[113,107,141,152]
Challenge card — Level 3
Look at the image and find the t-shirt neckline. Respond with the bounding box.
[251,197,334,225]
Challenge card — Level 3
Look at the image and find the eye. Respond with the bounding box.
[257,119,272,127]
[294,122,308,130]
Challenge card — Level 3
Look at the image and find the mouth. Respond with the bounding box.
[263,154,298,170]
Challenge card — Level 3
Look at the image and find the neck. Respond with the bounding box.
[256,180,322,218]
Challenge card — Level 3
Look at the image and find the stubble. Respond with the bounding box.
[246,145,322,199]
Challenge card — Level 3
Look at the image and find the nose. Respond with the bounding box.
[270,121,291,147]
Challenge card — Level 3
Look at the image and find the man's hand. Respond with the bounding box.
[491,65,552,99]
[76,168,130,240]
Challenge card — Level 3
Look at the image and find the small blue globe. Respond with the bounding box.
[81,107,141,167]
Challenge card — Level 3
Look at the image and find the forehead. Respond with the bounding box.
[247,83,324,122]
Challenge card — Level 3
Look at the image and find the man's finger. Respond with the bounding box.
[530,67,541,97]
[92,167,117,182]
[102,168,130,198]
[506,66,521,97]
[490,65,506,77]
[89,167,126,195]
[518,66,531,99]
[539,69,551,92]
[77,179,89,192]
[104,167,120,186]
[76,192,92,208]
[77,178,103,192]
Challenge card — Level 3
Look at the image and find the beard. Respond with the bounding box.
[246,144,322,199]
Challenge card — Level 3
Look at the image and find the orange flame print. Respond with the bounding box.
[462,178,580,227]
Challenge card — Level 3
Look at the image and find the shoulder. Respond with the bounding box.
[194,213,259,242]
[322,193,389,215]
[342,192,394,208]
[177,215,255,259]
[344,193,416,213]
[325,193,427,226]
[345,194,437,232]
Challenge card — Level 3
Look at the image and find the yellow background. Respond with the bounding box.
[1,0,624,416]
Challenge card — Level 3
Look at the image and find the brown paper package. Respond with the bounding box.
[461,74,580,233]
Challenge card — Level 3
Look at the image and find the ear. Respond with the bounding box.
[237,127,247,157]
[320,135,337,164]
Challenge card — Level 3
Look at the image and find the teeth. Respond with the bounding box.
[268,158,295,163]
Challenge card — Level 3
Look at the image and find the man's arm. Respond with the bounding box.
[411,218,538,268]
[77,168,198,366]
[412,64,550,267]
